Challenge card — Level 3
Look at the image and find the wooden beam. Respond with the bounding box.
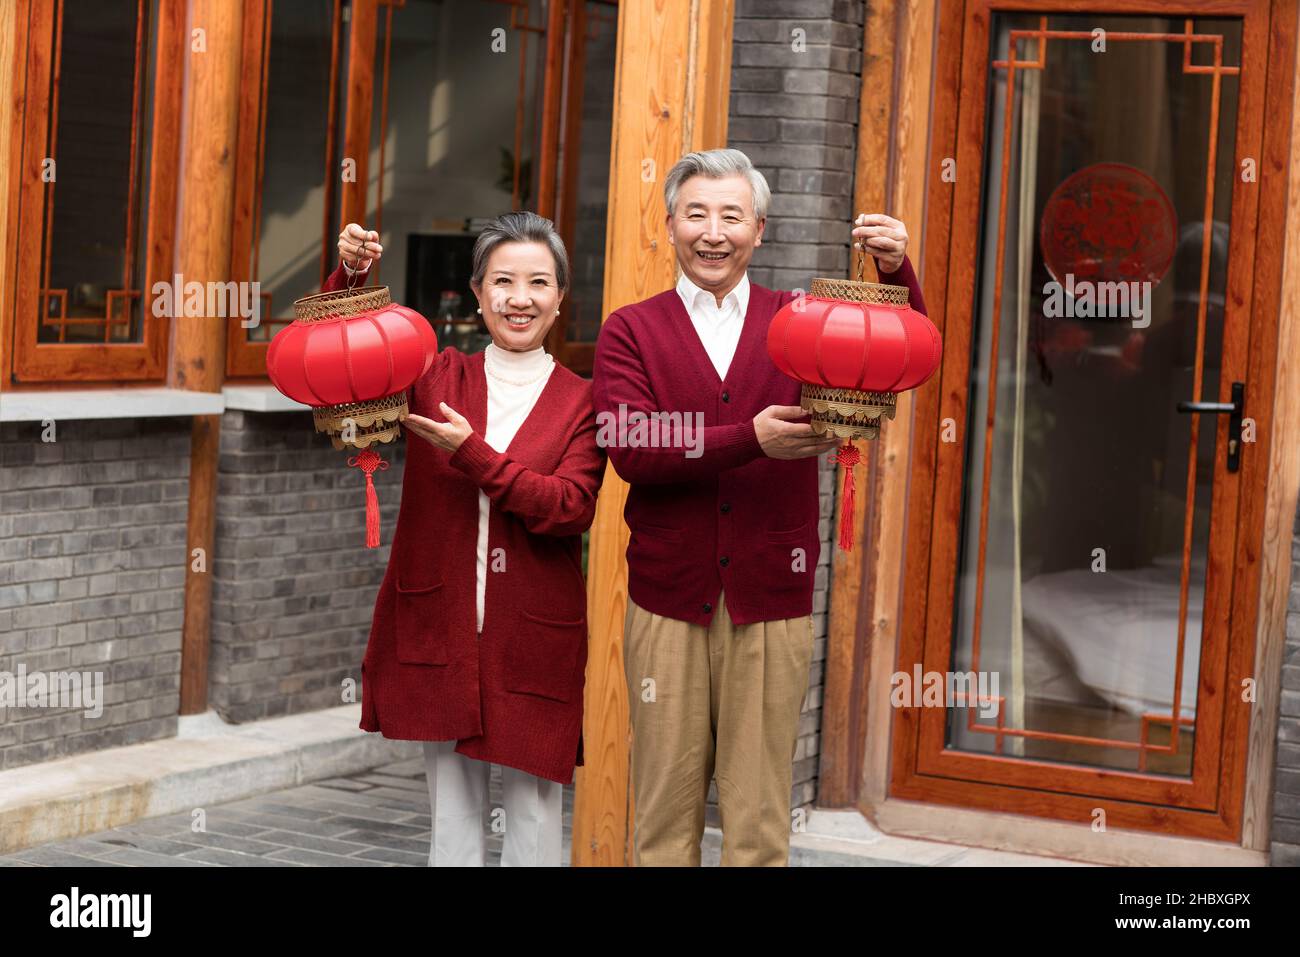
[535,0,567,223]
[820,0,899,808]
[0,0,18,390]
[172,0,244,715]
[1241,0,1300,851]
[858,0,939,811]
[548,0,587,362]
[572,0,734,868]
[339,0,377,230]
[822,0,938,810]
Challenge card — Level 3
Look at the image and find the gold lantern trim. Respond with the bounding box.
[801,384,897,440]
[291,286,410,451]
[312,393,408,451]
[800,275,910,441]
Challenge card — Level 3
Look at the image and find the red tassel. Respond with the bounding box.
[364,472,380,548]
[835,442,860,552]
[347,448,390,549]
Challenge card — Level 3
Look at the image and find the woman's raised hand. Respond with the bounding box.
[338,223,383,271]
[402,403,473,453]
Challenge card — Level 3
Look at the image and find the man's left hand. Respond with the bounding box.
[851,213,908,274]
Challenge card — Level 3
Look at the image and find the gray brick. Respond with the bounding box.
[733,18,784,42]
[734,41,835,70]
[727,115,779,142]
[0,585,26,609]
[736,0,835,18]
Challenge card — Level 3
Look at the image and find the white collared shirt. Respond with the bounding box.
[675,271,750,380]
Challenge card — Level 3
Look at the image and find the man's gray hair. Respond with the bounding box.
[663,148,770,221]
[471,210,570,291]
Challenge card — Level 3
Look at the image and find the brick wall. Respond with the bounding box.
[1270,498,1300,865]
[0,418,190,771]
[209,411,404,723]
[725,0,865,816]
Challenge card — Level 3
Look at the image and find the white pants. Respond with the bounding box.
[421,740,563,866]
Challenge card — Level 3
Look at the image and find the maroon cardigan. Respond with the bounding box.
[322,264,606,784]
[591,257,926,627]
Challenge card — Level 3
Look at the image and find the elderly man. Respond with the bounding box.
[591,148,926,866]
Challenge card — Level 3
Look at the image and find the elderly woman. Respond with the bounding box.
[322,212,605,867]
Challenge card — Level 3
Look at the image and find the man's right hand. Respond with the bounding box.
[753,405,840,459]
[338,223,383,270]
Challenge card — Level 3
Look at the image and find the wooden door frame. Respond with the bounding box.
[5,0,185,385]
[916,0,1266,827]
[821,0,1300,851]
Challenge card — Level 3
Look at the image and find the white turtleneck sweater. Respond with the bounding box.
[476,341,556,633]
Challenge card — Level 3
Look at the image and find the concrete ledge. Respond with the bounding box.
[873,797,1268,867]
[0,387,225,422]
[222,384,310,413]
[0,704,419,854]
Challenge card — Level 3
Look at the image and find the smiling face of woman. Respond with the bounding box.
[472,241,565,353]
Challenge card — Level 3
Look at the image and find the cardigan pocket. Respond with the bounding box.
[394,578,449,665]
[633,521,683,542]
[626,523,685,594]
[766,521,809,545]
[505,610,585,703]
[764,521,813,591]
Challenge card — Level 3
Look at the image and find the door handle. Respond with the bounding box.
[1176,381,1244,473]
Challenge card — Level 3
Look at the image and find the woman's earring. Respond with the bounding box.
[476,307,482,314]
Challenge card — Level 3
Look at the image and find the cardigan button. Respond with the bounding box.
[719,556,730,567]
[720,502,731,513]
[703,602,712,613]
[721,390,730,402]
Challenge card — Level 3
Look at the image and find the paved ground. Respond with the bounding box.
[0,757,556,867]
[0,755,1090,867]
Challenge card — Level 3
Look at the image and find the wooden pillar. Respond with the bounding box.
[818,0,899,808]
[0,0,16,389]
[172,0,244,715]
[339,0,377,230]
[572,0,734,868]
[821,0,938,809]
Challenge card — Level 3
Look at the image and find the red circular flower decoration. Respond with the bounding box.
[1040,163,1177,287]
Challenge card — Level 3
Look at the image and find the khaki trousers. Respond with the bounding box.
[623,588,815,866]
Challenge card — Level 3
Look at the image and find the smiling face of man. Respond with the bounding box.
[666,173,765,302]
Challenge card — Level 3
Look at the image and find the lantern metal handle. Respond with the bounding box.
[851,242,881,284]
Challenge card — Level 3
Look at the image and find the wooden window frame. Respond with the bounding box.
[6,0,185,385]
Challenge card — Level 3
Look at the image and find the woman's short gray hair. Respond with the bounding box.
[471,210,570,291]
[663,148,770,221]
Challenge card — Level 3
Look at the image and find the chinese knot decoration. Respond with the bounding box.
[766,252,941,552]
[266,286,438,548]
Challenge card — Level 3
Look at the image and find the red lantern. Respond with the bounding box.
[767,256,941,551]
[266,286,438,548]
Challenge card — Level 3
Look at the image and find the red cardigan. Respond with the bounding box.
[591,257,926,627]
[322,264,606,784]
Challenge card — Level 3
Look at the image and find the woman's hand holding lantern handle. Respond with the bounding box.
[342,226,462,454]
[338,222,384,272]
